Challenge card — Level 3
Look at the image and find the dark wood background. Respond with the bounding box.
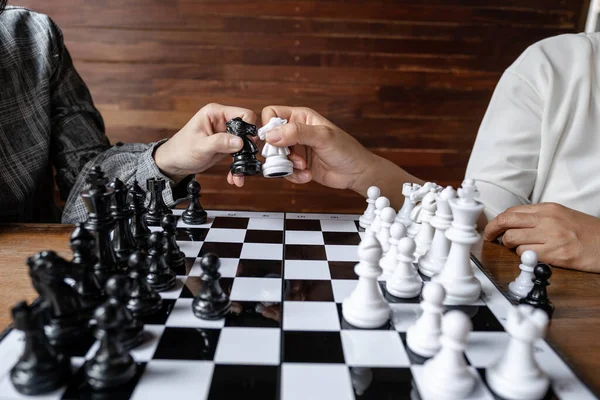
[14,0,588,213]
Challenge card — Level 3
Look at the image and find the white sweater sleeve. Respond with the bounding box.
[465,60,543,221]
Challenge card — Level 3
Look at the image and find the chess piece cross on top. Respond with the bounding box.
[457,179,479,205]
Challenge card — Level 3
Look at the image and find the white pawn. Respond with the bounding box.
[379,222,407,280]
[377,207,396,253]
[359,186,380,229]
[386,237,423,298]
[406,282,446,358]
[367,196,390,235]
[418,186,457,277]
[413,189,437,260]
[486,305,550,400]
[508,250,537,299]
[342,233,390,328]
[422,310,477,400]
[257,117,293,178]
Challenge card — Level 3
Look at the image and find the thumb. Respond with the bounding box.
[265,122,332,150]
[205,132,243,154]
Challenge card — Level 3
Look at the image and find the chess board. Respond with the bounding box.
[0,210,597,400]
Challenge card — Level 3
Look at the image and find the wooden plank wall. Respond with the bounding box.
[14,0,586,213]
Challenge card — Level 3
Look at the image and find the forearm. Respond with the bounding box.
[351,154,424,211]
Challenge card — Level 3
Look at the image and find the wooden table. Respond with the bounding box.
[1,223,599,396]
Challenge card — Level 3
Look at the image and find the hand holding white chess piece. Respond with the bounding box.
[258,117,293,178]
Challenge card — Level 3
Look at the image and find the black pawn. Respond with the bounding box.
[69,223,104,313]
[81,166,120,286]
[144,178,172,226]
[84,281,137,391]
[105,275,145,351]
[192,253,231,320]
[146,231,177,292]
[162,214,186,273]
[10,301,71,395]
[520,263,555,318]
[128,180,152,251]
[126,251,162,318]
[108,178,137,266]
[226,117,262,176]
[181,180,207,225]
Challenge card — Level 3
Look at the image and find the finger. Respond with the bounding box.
[201,103,257,133]
[204,132,244,154]
[483,212,538,241]
[284,169,312,184]
[265,122,334,150]
[288,152,306,170]
[227,171,234,185]
[500,228,545,249]
[233,175,245,187]
[261,105,335,127]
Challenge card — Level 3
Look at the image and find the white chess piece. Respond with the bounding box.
[379,222,407,280]
[342,233,390,328]
[406,282,446,358]
[486,305,550,400]
[377,207,396,253]
[418,186,457,277]
[396,183,419,227]
[413,189,437,260]
[422,310,477,400]
[386,237,423,298]
[258,117,293,178]
[406,182,438,238]
[508,250,537,299]
[359,186,380,229]
[432,179,482,305]
[367,196,390,235]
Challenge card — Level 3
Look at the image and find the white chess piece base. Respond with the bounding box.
[486,365,550,400]
[432,273,481,304]
[262,155,293,178]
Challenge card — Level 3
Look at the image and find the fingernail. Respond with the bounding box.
[229,136,242,148]
[266,129,281,144]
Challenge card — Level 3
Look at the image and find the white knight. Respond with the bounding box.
[258,117,294,178]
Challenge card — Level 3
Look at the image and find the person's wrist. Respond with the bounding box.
[349,152,385,196]
[153,141,189,185]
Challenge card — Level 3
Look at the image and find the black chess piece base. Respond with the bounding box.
[84,355,137,391]
[146,271,176,292]
[192,294,231,320]
[230,156,262,176]
[10,352,71,395]
[182,210,207,225]
[128,294,162,318]
[169,252,186,271]
[119,321,145,351]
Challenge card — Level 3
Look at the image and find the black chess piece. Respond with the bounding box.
[81,166,121,285]
[108,178,136,266]
[161,214,186,273]
[146,231,177,292]
[520,263,555,318]
[10,301,71,395]
[27,251,89,349]
[84,282,137,391]
[128,180,152,251]
[192,253,231,320]
[103,275,145,351]
[126,251,162,318]
[144,177,172,226]
[226,117,262,176]
[181,180,207,225]
[69,223,104,313]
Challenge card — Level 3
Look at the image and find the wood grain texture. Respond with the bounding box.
[13,0,586,212]
[0,223,599,395]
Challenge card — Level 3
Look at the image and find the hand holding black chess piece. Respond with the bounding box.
[520,263,555,318]
[144,177,172,226]
[226,117,262,176]
[84,277,138,390]
[10,301,71,395]
[108,178,136,265]
[128,180,152,251]
[126,251,162,318]
[192,253,231,320]
[162,214,186,273]
[181,180,207,225]
[146,231,177,292]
